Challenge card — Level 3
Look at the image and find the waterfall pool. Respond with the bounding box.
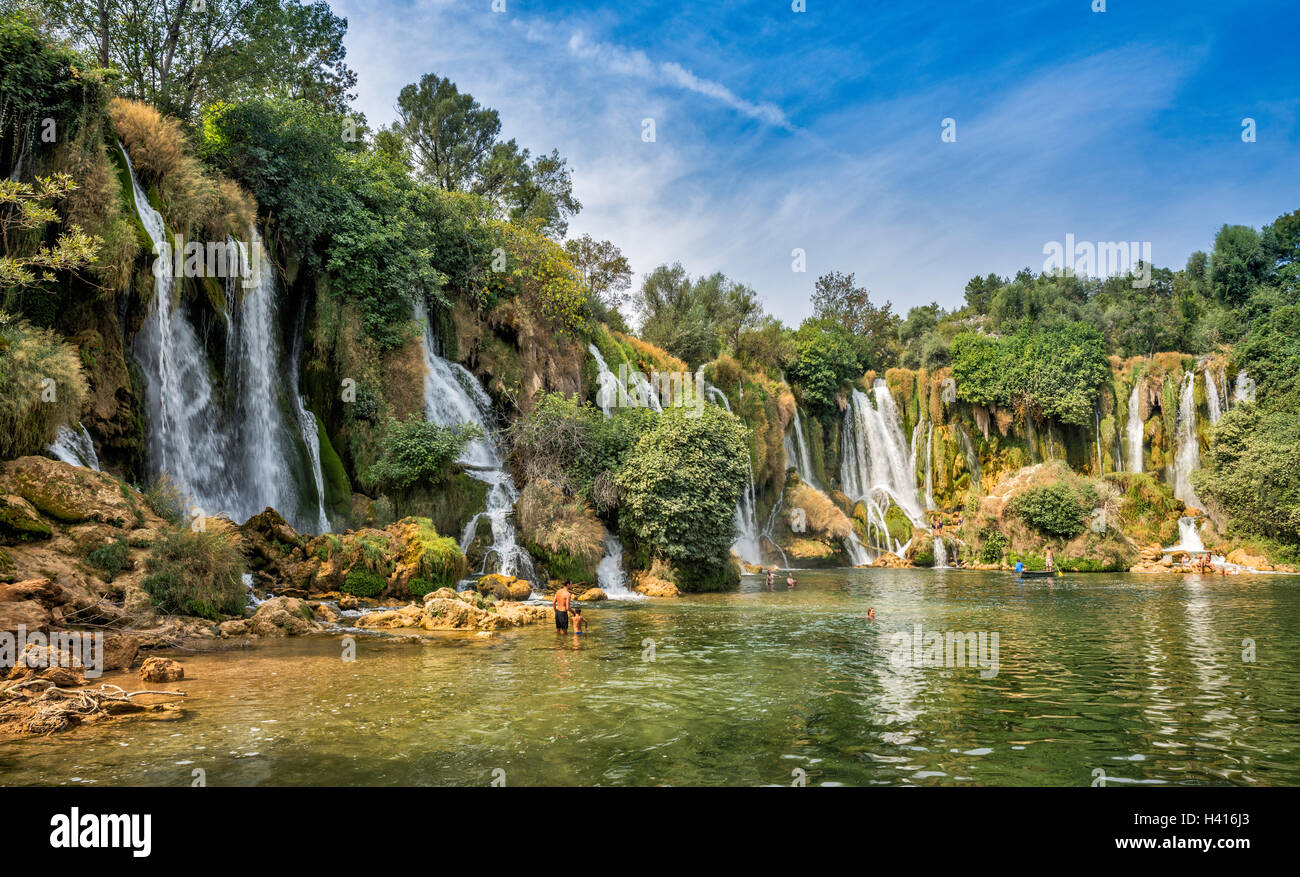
[3,567,1298,787]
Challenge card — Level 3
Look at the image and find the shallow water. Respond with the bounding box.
[3,568,1298,786]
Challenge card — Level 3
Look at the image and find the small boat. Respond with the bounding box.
[1015,569,1063,578]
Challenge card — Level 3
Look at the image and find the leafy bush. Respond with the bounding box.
[406,577,437,598]
[401,518,466,591]
[365,416,481,493]
[617,405,750,591]
[142,527,245,619]
[978,527,1008,563]
[1195,404,1300,544]
[516,480,604,582]
[143,475,186,526]
[786,319,862,413]
[1011,481,1092,538]
[86,536,129,581]
[342,568,386,597]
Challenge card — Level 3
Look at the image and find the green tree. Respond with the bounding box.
[617,405,750,591]
[38,0,357,121]
[366,416,481,493]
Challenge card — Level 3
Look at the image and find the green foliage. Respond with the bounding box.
[616,405,750,591]
[786,318,862,413]
[1195,404,1300,545]
[342,567,386,598]
[142,527,245,619]
[40,0,357,122]
[978,526,1008,564]
[365,416,481,493]
[406,577,438,598]
[637,263,762,365]
[1011,481,1094,539]
[86,536,129,581]
[142,476,185,526]
[951,322,1108,425]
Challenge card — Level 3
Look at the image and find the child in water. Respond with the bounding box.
[571,606,586,634]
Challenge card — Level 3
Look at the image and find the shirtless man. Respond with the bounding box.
[553,582,572,633]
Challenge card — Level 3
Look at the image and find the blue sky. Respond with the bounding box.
[332,0,1300,325]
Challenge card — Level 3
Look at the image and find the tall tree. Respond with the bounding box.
[36,0,356,121]
[394,73,579,236]
[564,234,632,306]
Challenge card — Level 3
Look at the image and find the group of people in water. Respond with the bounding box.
[929,510,962,534]
[550,581,587,635]
[764,568,797,589]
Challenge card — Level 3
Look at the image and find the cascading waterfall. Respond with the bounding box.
[1170,373,1203,508]
[1233,370,1255,404]
[760,499,792,568]
[956,424,982,492]
[417,305,536,582]
[840,380,926,555]
[1164,516,1206,554]
[731,454,762,565]
[47,423,100,471]
[596,530,642,599]
[225,233,308,526]
[784,404,819,488]
[923,422,934,510]
[1205,369,1223,424]
[289,298,330,533]
[1126,381,1143,473]
[1094,407,1104,473]
[122,144,325,532]
[932,536,948,568]
[124,143,239,517]
[589,343,626,416]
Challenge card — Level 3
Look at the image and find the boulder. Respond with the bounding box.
[355,603,424,630]
[477,574,532,601]
[632,579,680,598]
[0,457,139,527]
[246,596,322,637]
[310,601,340,624]
[578,588,607,602]
[0,600,50,632]
[0,494,52,544]
[101,634,141,671]
[139,656,184,683]
[419,596,551,631]
[0,578,64,607]
[1226,549,1270,570]
[7,642,84,682]
[872,552,911,568]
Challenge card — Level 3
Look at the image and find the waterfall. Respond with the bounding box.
[596,530,643,600]
[1164,516,1205,554]
[731,454,762,565]
[121,144,325,531]
[589,344,626,417]
[707,385,731,412]
[1171,373,1203,508]
[956,424,981,492]
[1233,370,1255,404]
[226,232,306,525]
[923,422,934,510]
[1126,382,1143,474]
[47,423,100,471]
[1094,407,1104,473]
[124,143,239,518]
[416,305,536,582]
[760,499,791,568]
[932,537,948,568]
[840,380,926,555]
[784,404,819,488]
[844,531,872,566]
[1205,370,1223,424]
[289,298,330,533]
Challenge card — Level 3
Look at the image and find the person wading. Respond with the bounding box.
[553,582,572,633]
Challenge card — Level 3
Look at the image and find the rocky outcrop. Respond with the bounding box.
[219,596,324,638]
[872,552,911,568]
[356,589,552,632]
[578,588,607,601]
[476,574,533,601]
[240,514,467,601]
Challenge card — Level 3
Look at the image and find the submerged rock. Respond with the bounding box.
[355,592,552,632]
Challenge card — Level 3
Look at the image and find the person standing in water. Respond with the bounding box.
[765,568,775,590]
[571,606,586,634]
[1044,548,1055,573]
[553,582,572,632]
[786,571,796,589]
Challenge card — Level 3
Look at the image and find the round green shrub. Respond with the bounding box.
[343,568,386,597]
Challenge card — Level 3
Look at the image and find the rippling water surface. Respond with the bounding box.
[3,569,1298,786]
